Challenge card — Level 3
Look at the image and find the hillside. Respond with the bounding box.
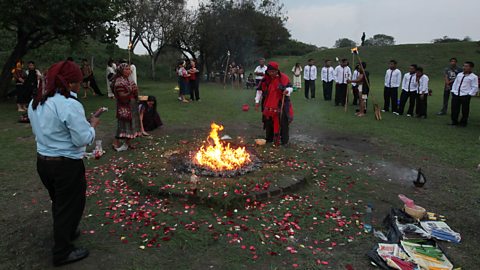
[271,42,480,79]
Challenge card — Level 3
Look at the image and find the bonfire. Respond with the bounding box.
[194,123,251,171]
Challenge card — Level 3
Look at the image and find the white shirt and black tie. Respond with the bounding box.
[402,73,418,92]
[304,65,317,81]
[451,72,479,96]
[384,69,402,88]
[321,66,334,83]
[334,66,351,84]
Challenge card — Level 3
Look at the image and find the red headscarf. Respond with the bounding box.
[32,60,83,109]
[46,60,83,93]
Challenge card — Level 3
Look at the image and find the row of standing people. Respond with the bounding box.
[256,57,478,125]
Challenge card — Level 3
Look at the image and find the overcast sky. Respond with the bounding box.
[119,0,480,54]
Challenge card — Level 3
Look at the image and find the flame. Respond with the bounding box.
[194,123,251,171]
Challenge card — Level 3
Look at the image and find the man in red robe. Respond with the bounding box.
[255,61,294,146]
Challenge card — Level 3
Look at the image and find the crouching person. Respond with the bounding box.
[255,62,294,146]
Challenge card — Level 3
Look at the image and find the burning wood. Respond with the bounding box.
[194,123,252,171]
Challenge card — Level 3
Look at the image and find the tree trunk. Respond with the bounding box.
[150,56,155,80]
[0,37,28,98]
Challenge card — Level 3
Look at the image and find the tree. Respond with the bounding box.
[364,34,395,46]
[138,0,185,79]
[192,0,290,77]
[432,36,462,44]
[334,38,356,48]
[0,0,121,97]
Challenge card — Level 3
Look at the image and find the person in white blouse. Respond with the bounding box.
[415,67,429,118]
[396,64,418,116]
[333,59,351,106]
[351,64,360,106]
[321,60,334,101]
[450,61,478,126]
[106,59,116,98]
[254,58,267,87]
[383,60,402,113]
[129,62,137,85]
[303,59,317,99]
[291,63,302,89]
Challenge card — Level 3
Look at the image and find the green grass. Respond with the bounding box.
[1,73,479,269]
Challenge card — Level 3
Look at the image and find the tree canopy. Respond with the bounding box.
[364,34,395,46]
[334,38,356,48]
[0,0,122,96]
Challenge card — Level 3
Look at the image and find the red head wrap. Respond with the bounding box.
[46,60,83,93]
[267,61,279,71]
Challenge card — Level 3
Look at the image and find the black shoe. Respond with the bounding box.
[53,248,89,266]
[72,229,81,240]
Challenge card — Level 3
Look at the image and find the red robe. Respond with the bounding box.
[258,72,294,137]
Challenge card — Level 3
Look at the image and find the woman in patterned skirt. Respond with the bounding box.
[112,63,142,151]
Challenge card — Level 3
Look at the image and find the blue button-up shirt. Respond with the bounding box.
[28,92,95,159]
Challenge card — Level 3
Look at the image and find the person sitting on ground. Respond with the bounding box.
[246,73,256,89]
[139,96,163,136]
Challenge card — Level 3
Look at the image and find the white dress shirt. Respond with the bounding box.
[128,64,137,85]
[333,65,351,84]
[351,70,359,86]
[401,73,418,92]
[254,65,267,80]
[303,65,317,80]
[321,66,334,82]
[417,74,429,94]
[451,72,479,96]
[384,69,402,88]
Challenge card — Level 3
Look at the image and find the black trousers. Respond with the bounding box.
[383,87,399,112]
[440,86,452,113]
[189,79,200,101]
[398,90,417,115]
[88,75,104,95]
[415,94,428,117]
[451,94,471,126]
[335,83,348,106]
[37,157,86,261]
[304,80,316,99]
[322,81,333,100]
[264,113,289,145]
[352,85,359,105]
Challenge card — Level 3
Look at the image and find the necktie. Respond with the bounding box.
[326,68,329,81]
[408,74,413,91]
[389,70,393,87]
[457,75,465,96]
[342,68,345,84]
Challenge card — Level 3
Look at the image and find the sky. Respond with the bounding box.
[119,0,480,54]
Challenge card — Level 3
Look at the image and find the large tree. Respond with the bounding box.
[364,34,395,46]
[0,0,121,97]
[191,0,289,77]
[334,38,356,48]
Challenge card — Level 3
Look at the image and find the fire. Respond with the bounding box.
[194,123,251,171]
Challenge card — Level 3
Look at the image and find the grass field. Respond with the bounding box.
[1,49,480,269]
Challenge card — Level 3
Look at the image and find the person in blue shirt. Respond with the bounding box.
[28,60,100,266]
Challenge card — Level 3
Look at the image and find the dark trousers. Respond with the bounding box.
[352,86,359,105]
[383,87,399,112]
[88,75,103,95]
[451,94,471,126]
[440,86,452,113]
[264,113,289,145]
[37,157,86,261]
[189,79,200,101]
[398,90,417,115]
[335,83,348,106]
[322,81,333,100]
[255,79,262,89]
[304,80,316,99]
[416,94,428,117]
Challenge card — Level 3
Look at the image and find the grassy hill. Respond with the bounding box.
[271,42,480,79]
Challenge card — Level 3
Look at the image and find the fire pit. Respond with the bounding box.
[171,123,261,177]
